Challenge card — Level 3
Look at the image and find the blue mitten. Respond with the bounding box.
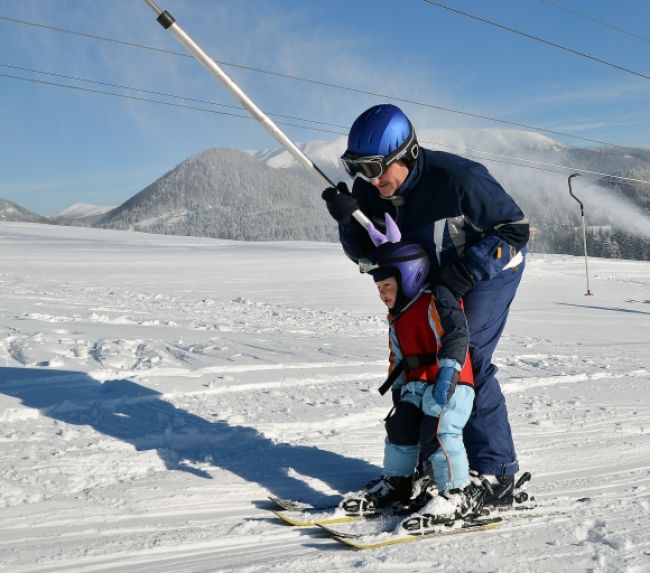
[433,359,461,406]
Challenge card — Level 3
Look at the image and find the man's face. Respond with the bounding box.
[370,160,410,198]
[376,276,399,309]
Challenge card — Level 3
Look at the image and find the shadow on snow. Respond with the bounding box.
[0,367,379,504]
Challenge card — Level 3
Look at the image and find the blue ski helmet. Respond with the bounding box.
[345,104,418,159]
[370,241,430,300]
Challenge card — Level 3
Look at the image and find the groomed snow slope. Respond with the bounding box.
[1,222,649,572]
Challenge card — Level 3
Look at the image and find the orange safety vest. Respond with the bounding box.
[379,292,474,395]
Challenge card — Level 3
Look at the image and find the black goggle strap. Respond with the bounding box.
[380,127,418,168]
[358,250,425,274]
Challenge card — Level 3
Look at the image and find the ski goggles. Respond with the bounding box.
[341,154,390,181]
[341,134,418,182]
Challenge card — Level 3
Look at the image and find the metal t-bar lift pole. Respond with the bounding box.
[142,0,372,232]
[568,173,594,296]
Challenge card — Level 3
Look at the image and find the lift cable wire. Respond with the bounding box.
[539,0,650,44]
[0,14,636,150]
[0,71,345,136]
[3,69,649,187]
[422,1,650,81]
[0,62,349,131]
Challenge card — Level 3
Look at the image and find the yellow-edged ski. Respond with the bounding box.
[332,518,501,549]
[272,509,357,526]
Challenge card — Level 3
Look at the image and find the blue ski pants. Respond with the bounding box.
[383,381,475,492]
[461,260,525,476]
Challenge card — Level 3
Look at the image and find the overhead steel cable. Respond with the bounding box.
[539,0,650,44]
[0,15,193,58]
[0,72,346,136]
[0,63,349,131]
[3,69,649,187]
[0,14,634,150]
[422,0,650,81]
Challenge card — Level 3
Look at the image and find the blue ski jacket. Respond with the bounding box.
[338,149,529,293]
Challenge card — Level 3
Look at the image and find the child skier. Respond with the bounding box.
[343,214,485,525]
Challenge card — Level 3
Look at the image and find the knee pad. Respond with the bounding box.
[419,415,440,460]
[385,401,421,445]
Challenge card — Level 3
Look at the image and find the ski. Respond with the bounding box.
[271,499,422,527]
[269,472,545,529]
[269,494,361,525]
[320,496,587,540]
[273,506,358,526]
[332,516,502,549]
[268,496,337,512]
[270,490,435,526]
[318,514,405,538]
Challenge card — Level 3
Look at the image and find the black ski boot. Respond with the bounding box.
[340,475,414,516]
[471,471,534,511]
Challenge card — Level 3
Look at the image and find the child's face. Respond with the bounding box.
[375,276,399,309]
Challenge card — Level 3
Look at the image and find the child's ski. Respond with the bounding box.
[318,514,405,538]
[321,496,589,545]
[268,496,337,512]
[270,493,432,526]
[271,500,419,527]
[272,507,358,526]
[331,516,502,549]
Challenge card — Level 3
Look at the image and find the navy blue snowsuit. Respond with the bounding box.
[338,149,529,476]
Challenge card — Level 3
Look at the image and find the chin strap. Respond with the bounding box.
[380,195,405,206]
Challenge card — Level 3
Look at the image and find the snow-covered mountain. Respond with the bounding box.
[97,148,336,242]
[95,129,650,259]
[251,138,347,176]
[250,129,569,175]
[53,203,115,224]
[0,197,46,223]
[0,199,114,226]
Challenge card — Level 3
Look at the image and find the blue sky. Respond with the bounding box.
[1,0,649,214]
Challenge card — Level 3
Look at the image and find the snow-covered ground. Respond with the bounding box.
[1,222,649,573]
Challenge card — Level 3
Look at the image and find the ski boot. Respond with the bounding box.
[409,471,435,512]
[340,474,414,516]
[400,481,487,533]
[471,471,535,512]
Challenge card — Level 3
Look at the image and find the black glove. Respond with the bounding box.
[435,260,476,297]
[321,182,359,224]
[391,387,402,407]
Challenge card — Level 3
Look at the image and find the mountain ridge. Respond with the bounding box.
[0,197,47,223]
[3,129,649,259]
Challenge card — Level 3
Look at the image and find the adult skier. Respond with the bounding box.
[322,104,530,509]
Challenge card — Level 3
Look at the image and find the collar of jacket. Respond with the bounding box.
[379,152,424,208]
[396,150,425,198]
[388,286,431,320]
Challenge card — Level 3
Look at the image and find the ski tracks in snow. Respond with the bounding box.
[2,230,650,572]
